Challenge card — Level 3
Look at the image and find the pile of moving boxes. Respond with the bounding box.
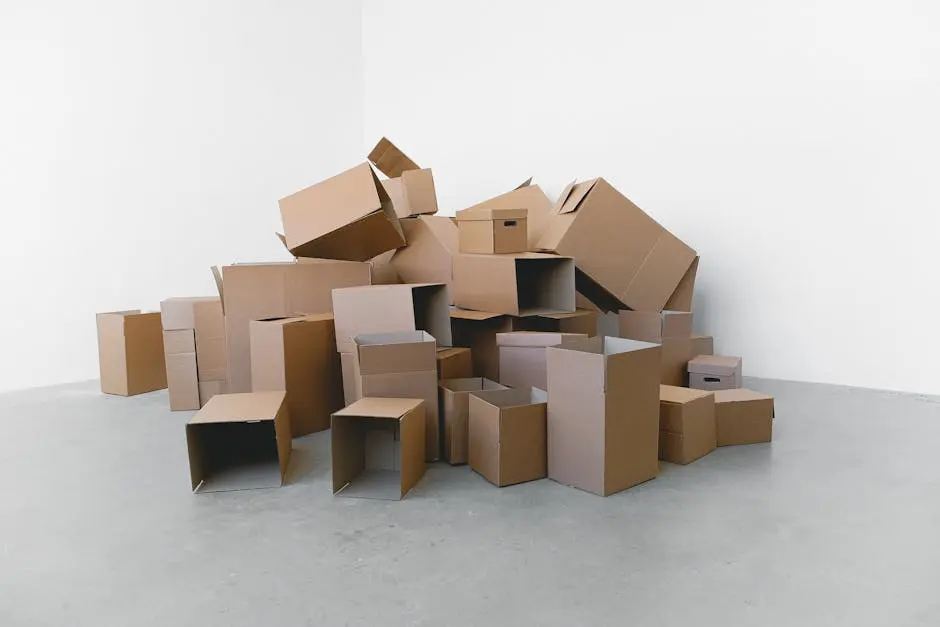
[96,138,775,500]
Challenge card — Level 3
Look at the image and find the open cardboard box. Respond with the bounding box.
[368,137,439,219]
[453,252,575,316]
[439,377,507,465]
[468,387,548,487]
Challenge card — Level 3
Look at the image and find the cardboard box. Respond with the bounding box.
[439,377,507,465]
[278,162,405,261]
[453,253,575,316]
[160,296,220,331]
[331,283,451,353]
[688,355,743,391]
[219,261,371,393]
[528,309,597,336]
[96,310,167,396]
[456,207,527,254]
[618,310,692,343]
[690,334,714,359]
[367,250,401,285]
[437,347,473,381]
[496,331,587,391]
[340,351,357,406]
[390,216,458,301]
[193,299,227,384]
[368,137,438,219]
[714,388,774,446]
[331,397,426,500]
[664,256,699,312]
[659,385,716,465]
[659,338,693,387]
[163,329,199,411]
[545,336,661,496]
[537,178,696,312]
[198,380,226,407]
[468,387,548,487]
[249,315,343,438]
[185,391,291,493]
[459,179,553,251]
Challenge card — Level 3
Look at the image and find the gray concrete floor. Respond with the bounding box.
[1,378,938,627]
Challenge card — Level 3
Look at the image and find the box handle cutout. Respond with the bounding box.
[704,377,721,383]
[502,220,518,227]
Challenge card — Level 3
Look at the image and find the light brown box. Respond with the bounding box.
[496,331,587,391]
[331,283,451,353]
[456,207,527,254]
[198,380,226,407]
[439,377,508,465]
[659,385,716,465]
[331,397,426,500]
[437,347,473,381]
[545,336,661,496]
[618,310,693,343]
[390,216,458,301]
[714,388,774,446]
[689,355,743,391]
[160,296,220,331]
[690,334,714,359]
[185,391,291,494]
[660,337,693,387]
[164,329,199,411]
[193,299,227,383]
[369,137,439,219]
[468,387,547,487]
[664,256,699,312]
[537,178,696,312]
[278,162,405,261]
[453,252,575,316]
[531,309,597,337]
[96,310,167,396]
[340,351,357,406]
[367,250,401,285]
[219,261,371,393]
[249,314,343,438]
[459,179,553,251]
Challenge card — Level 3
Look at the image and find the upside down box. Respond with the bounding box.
[453,252,575,316]
[97,310,167,396]
[439,377,507,465]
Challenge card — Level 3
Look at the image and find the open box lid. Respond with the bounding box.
[368,137,421,178]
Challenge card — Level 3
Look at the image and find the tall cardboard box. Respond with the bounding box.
[278,162,405,261]
[459,179,553,251]
[368,137,439,219]
[523,309,597,337]
[453,252,575,316]
[496,331,587,391]
[390,216,458,301]
[456,207,527,254]
[163,329,199,411]
[537,178,696,312]
[185,391,291,493]
[436,347,473,381]
[249,315,342,437]
[193,299,227,386]
[332,397,426,500]
[439,377,507,465]
[659,385,716,465]
[468,387,548,487]
[96,311,167,396]
[714,389,774,446]
[545,336,661,496]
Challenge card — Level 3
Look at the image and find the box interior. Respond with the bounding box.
[335,417,404,500]
[189,421,281,493]
[411,284,451,345]
[515,257,573,315]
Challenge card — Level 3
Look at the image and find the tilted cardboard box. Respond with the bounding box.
[468,387,548,487]
[714,388,774,446]
[163,329,199,411]
[96,310,167,396]
[456,207,527,254]
[436,347,473,381]
[496,331,587,391]
[689,355,743,391]
[459,179,553,251]
[659,385,716,465]
[453,252,575,316]
[390,216,458,302]
[439,377,507,465]
[369,137,439,219]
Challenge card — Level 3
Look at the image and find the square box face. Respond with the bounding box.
[467,388,547,487]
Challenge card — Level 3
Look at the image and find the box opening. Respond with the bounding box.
[336,417,403,500]
[411,285,450,345]
[516,257,570,315]
[191,422,280,493]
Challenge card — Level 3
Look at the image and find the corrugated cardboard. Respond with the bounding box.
[468,387,547,487]
[618,310,693,343]
[249,315,343,438]
[437,347,473,381]
[278,162,405,261]
[660,338,693,387]
[185,391,291,494]
[439,377,507,465]
[96,310,167,396]
[368,137,439,219]
[690,334,714,359]
[164,329,199,411]
[537,178,696,312]
[664,256,699,312]
[456,207,527,254]
[459,180,553,251]
[390,216,458,302]
[331,283,451,353]
[659,385,716,465]
[496,331,587,391]
[714,388,774,446]
[367,250,401,285]
[545,336,661,496]
[160,297,220,331]
[331,397,426,500]
[453,253,575,316]
[193,299,227,384]
[220,261,371,393]
[198,380,226,407]
[688,355,743,391]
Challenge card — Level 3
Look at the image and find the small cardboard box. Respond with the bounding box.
[689,355,743,391]
[496,331,587,391]
[332,283,451,352]
[368,137,439,219]
[278,162,405,261]
[690,334,714,359]
[164,329,199,411]
[249,314,343,438]
[468,387,547,487]
[453,252,575,316]
[546,336,661,496]
[456,207,527,254]
[390,216,458,301]
[439,377,507,465]
[618,310,692,343]
[459,179,553,251]
[437,347,473,381]
[659,385,716,465]
[96,310,167,396]
[331,397,426,500]
[193,299,227,384]
[185,391,291,494]
[714,388,774,446]
[664,256,699,312]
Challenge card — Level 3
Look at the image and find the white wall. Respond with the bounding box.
[0,1,363,392]
[363,0,940,395]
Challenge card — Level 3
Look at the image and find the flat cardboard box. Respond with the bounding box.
[496,331,587,391]
[437,347,473,381]
[185,391,291,493]
[618,310,693,343]
[369,137,438,218]
[96,310,167,396]
[456,207,527,254]
[198,380,226,407]
[278,162,405,261]
[714,388,774,446]
[459,179,553,251]
[193,299,227,383]
[164,329,199,411]
[664,256,699,312]
[537,178,696,312]
[390,216,458,302]
[545,336,661,496]
[690,334,714,359]
[468,387,547,487]
[219,261,371,393]
[331,397,426,500]
[331,283,451,353]
[659,385,716,465]
[249,315,343,438]
[160,296,220,331]
[439,377,507,465]
[453,252,575,316]
[689,355,743,391]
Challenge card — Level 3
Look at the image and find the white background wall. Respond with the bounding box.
[362,0,940,395]
[0,1,363,392]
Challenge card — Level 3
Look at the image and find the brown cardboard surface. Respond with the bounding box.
[198,380,226,407]
[660,337,693,387]
[96,311,167,396]
[467,388,547,487]
[439,377,507,465]
[531,309,598,336]
[368,137,420,178]
[690,334,714,359]
[193,299,227,383]
[714,388,774,446]
[436,347,473,381]
[618,310,693,343]
[186,391,290,493]
[368,138,437,218]
[389,216,457,302]
[460,182,553,251]
[453,253,575,316]
[664,256,699,312]
[659,385,716,464]
[456,207,527,254]
[689,355,743,391]
[164,329,199,411]
[367,250,401,285]
[496,332,586,391]
[160,297,219,331]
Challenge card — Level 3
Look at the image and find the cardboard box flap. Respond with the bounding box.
[190,391,286,425]
[688,355,742,376]
[554,179,599,215]
[455,207,527,222]
[449,308,504,322]
[516,177,533,189]
[210,266,224,311]
[334,397,424,420]
[495,331,578,348]
[471,387,547,410]
[368,137,420,178]
[714,388,771,404]
[660,384,712,405]
[355,330,437,375]
[531,387,547,403]
[415,215,459,255]
[440,377,504,393]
